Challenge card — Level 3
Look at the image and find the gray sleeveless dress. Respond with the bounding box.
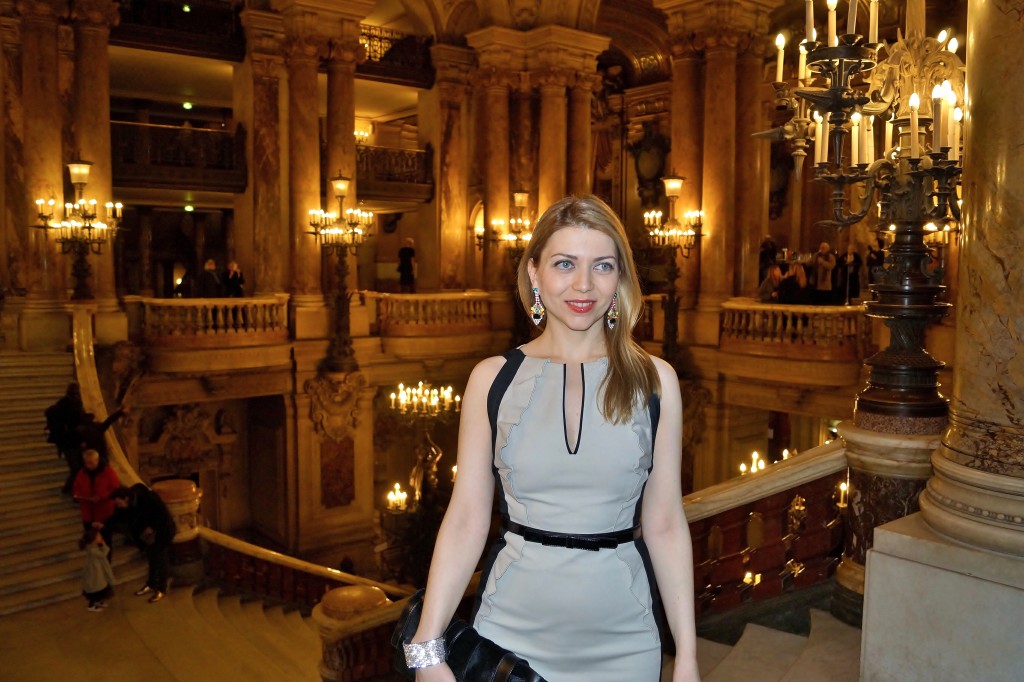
[473,355,661,681]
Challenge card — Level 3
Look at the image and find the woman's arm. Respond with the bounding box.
[642,357,700,681]
[410,356,505,680]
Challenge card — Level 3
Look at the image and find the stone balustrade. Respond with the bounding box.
[127,295,289,348]
[367,291,491,337]
[719,297,870,362]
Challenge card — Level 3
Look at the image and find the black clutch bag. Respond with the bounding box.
[391,589,547,682]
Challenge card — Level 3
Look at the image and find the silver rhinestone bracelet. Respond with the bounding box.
[403,636,446,669]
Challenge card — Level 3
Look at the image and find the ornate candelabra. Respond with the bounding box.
[644,174,701,366]
[307,174,374,374]
[33,160,123,300]
[788,5,963,428]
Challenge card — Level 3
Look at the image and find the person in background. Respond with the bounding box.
[45,382,85,494]
[111,484,176,604]
[72,449,121,556]
[866,238,886,286]
[837,242,863,304]
[224,260,245,297]
[778,263,811,305]
[812,242,836,305]
[758,264,783,302]
[398,238,417,293]
[198,259,224,298]
[758,235,778,284]
[79,527,115,612]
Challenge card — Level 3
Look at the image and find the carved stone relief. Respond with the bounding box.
[137,404,237,482]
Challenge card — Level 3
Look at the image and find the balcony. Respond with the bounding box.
[112,121,247,193]
[111,0,245,62]
[353,145,434,204]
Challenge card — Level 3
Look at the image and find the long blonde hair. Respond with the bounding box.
[517,195,660,423]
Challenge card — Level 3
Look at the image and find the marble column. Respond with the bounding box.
[697,32,738,312]
[537,68,568,211]
[567,73,595,196]
[479,68,511,291]
[18,0,70,350]
[432,44,474,291]
[668,43,703,310]
[284,20,327,339]
[327,33,359,298]
[736,43,767,296]
[242,9,286,295]
[920,0,1024,557]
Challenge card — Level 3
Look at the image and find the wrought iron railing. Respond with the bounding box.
[111,0,245,61]
[358,24,433,87]
[111,121,247,192]
[356,144,433,185]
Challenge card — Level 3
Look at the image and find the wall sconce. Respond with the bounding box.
[682,210,704,258]
[473,224,486,251]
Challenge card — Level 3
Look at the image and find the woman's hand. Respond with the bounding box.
[415,663,456,682]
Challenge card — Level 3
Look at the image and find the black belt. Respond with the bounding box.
[503,521,641,552]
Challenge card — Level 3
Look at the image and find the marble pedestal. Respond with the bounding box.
[92,304,128,345]
[862,513,1024,682]
[18,302,71,351]
[292,294,329,339]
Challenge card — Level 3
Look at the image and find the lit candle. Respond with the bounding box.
[758,459,766,470]
[952,107,963,162]
[847,0,858,36]
[782,449,790,460]
[884,113,894,157]
[822,115,832,164]
[865,115,875,164]
[814,113,825,164]
[909,92,921,159]
[390,392,396,409]
[775,34,786,82]
[798,40,808,82]
[931,83,945,150]
[869,0,879,43]
[739,463,748,476]
[838,481,849,507]
[947,37,958,55]
[850,112,861,166]
[805,0,814,42]
[945,83,957,155]
[827,0,839,46]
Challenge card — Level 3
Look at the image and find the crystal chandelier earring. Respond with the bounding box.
[606,292,619,330]
[530,287,545,325]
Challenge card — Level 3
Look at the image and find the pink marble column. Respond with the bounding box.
[432,45,474,290]
[921,0,1024,556]
[537,69,569,211]
[480,68,511,291]
[669,44,703,310]
[71,0,119,302]
[698,33,738,311]
[567,73,595,196]
[285,32,322,297]
[736,44,767,296]
[327,36,360,295]
[20,0,65,301]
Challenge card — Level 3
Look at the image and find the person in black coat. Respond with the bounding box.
[198,259,224,298]
[223,260,245,297]
[837,243,863,304]
[110,484,176,602]
[45,383,85,494]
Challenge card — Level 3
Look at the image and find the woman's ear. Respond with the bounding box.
[526,257,537,288]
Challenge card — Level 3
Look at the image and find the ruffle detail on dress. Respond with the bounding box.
[616,544,660,639]
[475,533,525,623]
[493,356,547,525]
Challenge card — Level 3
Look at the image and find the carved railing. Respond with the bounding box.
[111,121,247,193]
[129,295,289,347]
[684,441,848,615]
[111,0,245,61]
[354,144,434,203]
[358,24,433,88]
[366,291,490,337]
[719,298,871,361]
[201,527,413,612]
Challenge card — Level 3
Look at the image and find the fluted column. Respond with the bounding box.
[736,41,767,296]
[567,73,595,196]
[18,0,70,350]
[697,32,738,312]
[71,0,118,302]
[242,9,286,295]
[668,39,703,310]
[920,0,1024,557]
[537,68,569,211]
[432,44,474,290]
[284,22,323,299]
[326,28,361,297]
[479,67,512,290]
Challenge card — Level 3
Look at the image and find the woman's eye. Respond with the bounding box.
[554,260,573,270]
[595,262,615,272]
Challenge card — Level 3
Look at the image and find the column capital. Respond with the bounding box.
[654,0,781,34]
[524,24,610,73]
[243,8,286,58]
[19,0,65,22]
[431,43,474,82]
[70,0,118,28]
[534,66,572,91]
[467,25,528,71]
[473,65,517,92]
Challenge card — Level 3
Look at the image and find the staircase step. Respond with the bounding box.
[704,624,807,682]
[0,542,144,600]
[0,522,81,555]
[0,450,65,469]
[191,588,300,682]
[239,598,319,677]
[0,474,69,502]
[0,460,67,483]
[0,504,78,537]
[266,604,322,652]
[219,594,317,680]
[2,493,75,516]
[0,441,56,457]
[779,610,861,682]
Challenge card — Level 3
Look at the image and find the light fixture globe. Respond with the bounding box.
[661,174,684,199]
[330,174,351,199]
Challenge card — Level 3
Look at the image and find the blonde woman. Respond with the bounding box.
[407,196,699,681]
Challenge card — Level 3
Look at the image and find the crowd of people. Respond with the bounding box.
[758,236,887,306]
[45,384,177,611]
[173,258,245,298]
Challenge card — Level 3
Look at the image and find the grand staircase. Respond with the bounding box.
[0,350,146,615]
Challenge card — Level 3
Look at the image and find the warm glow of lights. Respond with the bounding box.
[909,92,920,111]
[947,37,958,54]
[776,33,786,49]
[182,102,193,110]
